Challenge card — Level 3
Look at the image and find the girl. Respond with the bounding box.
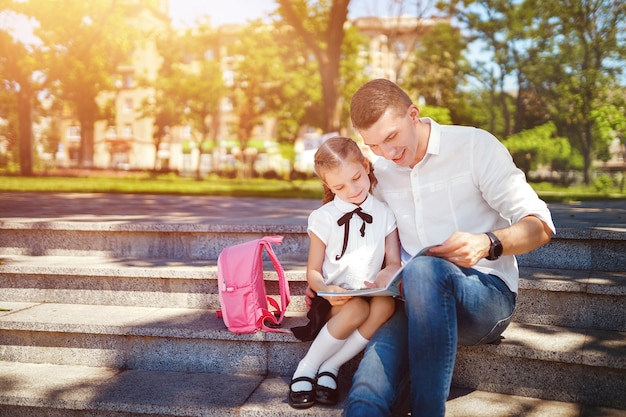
[289,136,401,409]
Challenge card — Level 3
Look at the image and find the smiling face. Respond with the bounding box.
[350,79,429,169]
[359,104,426,168]
[322,160,371,205]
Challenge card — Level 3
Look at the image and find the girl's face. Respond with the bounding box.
[323,160,371,205]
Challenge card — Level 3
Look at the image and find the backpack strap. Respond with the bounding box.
[258,236,292,333]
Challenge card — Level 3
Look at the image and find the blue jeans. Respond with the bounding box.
[344,256,517,417]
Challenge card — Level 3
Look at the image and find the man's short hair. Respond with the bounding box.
[350,79,413,130]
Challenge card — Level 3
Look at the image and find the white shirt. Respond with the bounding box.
[308,194,397,290]
[373,118,556,293]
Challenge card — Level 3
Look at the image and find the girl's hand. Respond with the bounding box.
[372,268,396,288]
[321,285,352,306]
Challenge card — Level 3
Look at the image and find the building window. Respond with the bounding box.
[122,124,133,138]
[223,69,235,87]
[106,125,117,139]
[67,126,80,142]
[123,73,134,89]
[123,98,133,113]
[221,97,233,112]
[182,125,192,139]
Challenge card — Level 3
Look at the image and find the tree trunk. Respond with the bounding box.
[17,89,34,176]
[78,120,95,168]
[320,59,341,133]
[277,0,349,134]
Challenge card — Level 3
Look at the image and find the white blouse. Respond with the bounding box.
[308,194,397,290]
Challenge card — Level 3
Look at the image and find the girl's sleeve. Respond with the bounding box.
[307,209,331,246]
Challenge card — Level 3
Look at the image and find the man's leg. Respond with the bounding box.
[401,256,516,417]
[344,300,408,417]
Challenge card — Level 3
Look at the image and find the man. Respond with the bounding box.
[338,79,555,416]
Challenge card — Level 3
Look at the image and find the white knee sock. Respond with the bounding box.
[291,324,345,392]
[317,329,369,389]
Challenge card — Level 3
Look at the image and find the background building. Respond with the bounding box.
[51,9,445,173]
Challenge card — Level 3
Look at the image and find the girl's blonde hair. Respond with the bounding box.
[313,136,377,204]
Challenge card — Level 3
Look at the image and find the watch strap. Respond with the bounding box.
[485,231,503,260]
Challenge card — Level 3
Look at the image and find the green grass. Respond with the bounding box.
[0,172,325,199]
[529,181,626,202]
[0,172,624,202]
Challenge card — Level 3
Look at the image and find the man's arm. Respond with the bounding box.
[428,215,553,268]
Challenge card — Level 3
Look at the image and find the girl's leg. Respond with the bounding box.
[359,296,396,339]
[318,296,395,389]
[291,297,369,392]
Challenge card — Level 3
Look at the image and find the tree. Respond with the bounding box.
[403,22,469,122]
[439,0,626,184]
[174,25,225,179]
[138,20,225,178]
[0,15,46,175]
[504,121,573,176]
[275,0,350,133]
[229,22,287,149]
[529,0,626,184]
[15,0,137,168]
[437,0,522,137]
[136,26,184,171]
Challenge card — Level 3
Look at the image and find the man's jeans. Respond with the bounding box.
[344,256,517,417]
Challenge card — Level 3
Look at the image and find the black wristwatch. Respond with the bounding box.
[485,232,503,260]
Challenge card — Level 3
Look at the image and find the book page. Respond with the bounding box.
[316,245,438,298]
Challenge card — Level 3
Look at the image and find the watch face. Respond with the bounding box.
[493,243,503,258]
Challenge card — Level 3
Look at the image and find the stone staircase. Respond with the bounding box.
[0,212,625,416]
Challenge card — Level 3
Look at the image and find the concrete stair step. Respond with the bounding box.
[0,302,309,376]
[0,302,624,408]
[1,199,625,414]
[0,221,309,262]
[2,220,626,271]
[1,256,624,330]
[515,266,626,331]
[0,361,624,417]
[0,254,308,312]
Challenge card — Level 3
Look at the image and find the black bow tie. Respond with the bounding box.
[335,207,373,261]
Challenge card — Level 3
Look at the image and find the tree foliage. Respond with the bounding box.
[2,0,625,182]
[1,0,139,169]
[0,13,47,175]
[275,0,350,133]
[438,0,626,183]
[404,21,470,122]
[528,0,626,183]
[504,121,574,175]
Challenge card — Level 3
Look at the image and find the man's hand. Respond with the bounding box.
[427,216,553,268]
[427,231,489,268]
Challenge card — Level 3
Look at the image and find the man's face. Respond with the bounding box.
[359,105,421,168]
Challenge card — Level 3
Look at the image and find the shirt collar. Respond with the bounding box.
[333,193,373,213]
[423,117,441,156]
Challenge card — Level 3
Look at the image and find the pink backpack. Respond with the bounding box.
[217,235,291,334]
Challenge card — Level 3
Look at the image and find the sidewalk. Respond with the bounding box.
[1,192,625,229]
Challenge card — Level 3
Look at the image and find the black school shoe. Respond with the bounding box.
[314,371,339,405]
[288,376,316,409]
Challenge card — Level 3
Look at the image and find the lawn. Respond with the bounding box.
[0,171,325,200]
[1,171,625,202]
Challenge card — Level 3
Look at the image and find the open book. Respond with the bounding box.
[316,245,437,298]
